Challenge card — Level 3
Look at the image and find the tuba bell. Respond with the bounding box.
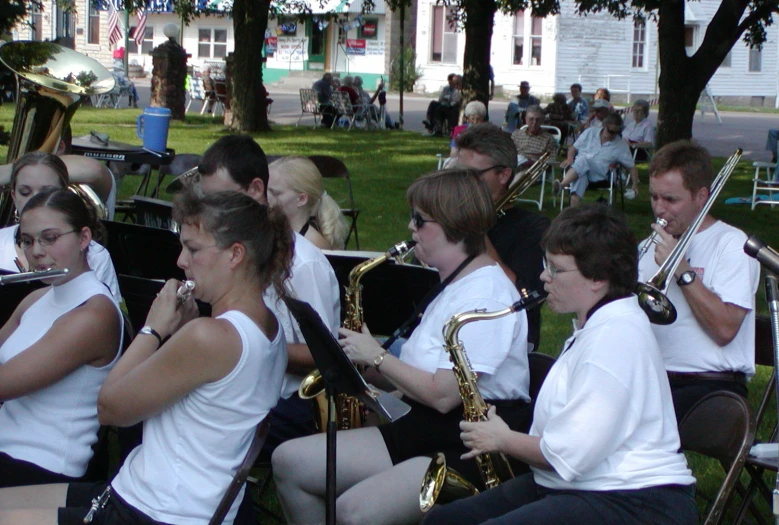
[0,41,115,226]
[636,148,742,325]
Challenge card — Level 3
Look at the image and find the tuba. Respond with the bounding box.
[494,151,551,216]
[420,289,546,512]
[0,41,115,225]
[299,240,417,429]
[636,148,742,325]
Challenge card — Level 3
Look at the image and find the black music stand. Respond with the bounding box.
[0,270,45,326]
[102,220,183,280]
[282,297,410,525]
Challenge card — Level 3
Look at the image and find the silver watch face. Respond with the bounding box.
[679,271,695,285]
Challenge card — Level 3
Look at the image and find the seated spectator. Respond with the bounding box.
[337,75,360,108]
[544,92,575,143]
[423,73,462,136]
[581,98,611,131]
[511,105,557,170]
[765,127,778,163]
[503,80,540,133]
[567,82,589,124]
[447,100,488,161]
[353,76,397,129]
[555,113,639,207]
[623,99,655,161]
[312,72,337,127]
[594,87,614,110]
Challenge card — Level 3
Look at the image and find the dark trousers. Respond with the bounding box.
[670,378,748,423]
[0,452,80,488]
[425,101,459,133]
[423,472,697,525]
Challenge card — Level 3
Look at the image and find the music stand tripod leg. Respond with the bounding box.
[326,387,337,525]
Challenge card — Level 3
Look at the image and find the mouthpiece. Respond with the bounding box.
[176,280,196,306]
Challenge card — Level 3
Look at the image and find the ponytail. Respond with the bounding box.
[314,192,350,250]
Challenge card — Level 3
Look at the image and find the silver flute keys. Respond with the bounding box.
[638,218,668,260]
[176,280,196,307]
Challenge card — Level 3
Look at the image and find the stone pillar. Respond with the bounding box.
[150,39,190,120]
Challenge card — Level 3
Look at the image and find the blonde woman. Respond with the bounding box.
[268,156,349,250]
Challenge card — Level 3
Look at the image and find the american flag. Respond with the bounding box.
[108,1,123,47]
[134,7,147,48]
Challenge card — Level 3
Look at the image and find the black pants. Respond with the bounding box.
[423,472,697,525]
[0,452,80,488]
[58,484,171,525]
[670,378,748,423]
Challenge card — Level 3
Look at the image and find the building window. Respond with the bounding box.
[684,26,695,55]
[198,28,228,59]
[749,47,762,72]
[87,0,100,44]
[31,3,42,40]
[513,11,543,66]
[430,6,458,63]
[128,26,154,54]
[632,19,645,68]
[513,11,524,65]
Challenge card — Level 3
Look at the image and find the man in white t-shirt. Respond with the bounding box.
[638,140,759,421]
[197,135,341,455]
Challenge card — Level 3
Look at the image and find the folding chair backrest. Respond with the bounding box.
[332,91,354,117]
[540,125,562,150]
[189,77,205,100]
[208,416,272,525]
[679,391,755,525]
[752,315,776,435]
[300,88,319,113]
[309,155,359,248]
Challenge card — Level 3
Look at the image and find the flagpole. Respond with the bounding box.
[123,9,130,76]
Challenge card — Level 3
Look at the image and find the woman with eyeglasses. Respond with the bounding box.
[424,205,697,525]
[273,169,532,525]
[0,152,120,302]
[0,189,124,488]
[0,189,292,525]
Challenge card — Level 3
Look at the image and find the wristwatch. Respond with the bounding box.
[139,326,163,348]
[373,350,389,371]
[677,271,696,287]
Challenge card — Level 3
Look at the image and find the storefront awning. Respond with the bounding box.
[272,0,385,16]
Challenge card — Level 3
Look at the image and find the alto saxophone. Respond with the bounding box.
[420,289,545,512]
[298,240,417,430]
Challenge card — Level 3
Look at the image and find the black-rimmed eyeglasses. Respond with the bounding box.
[410,210,438,229]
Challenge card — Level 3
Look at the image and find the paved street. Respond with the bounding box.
[132,80,776,161]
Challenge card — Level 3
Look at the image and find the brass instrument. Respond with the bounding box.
[637,218,668,261]
[636,148,742,325]
[0,268,69,285]
[176,280,196,307]
[420,289,546,512]
[299,240,417,429]
[0,41,115,225]
[495,151,551,216]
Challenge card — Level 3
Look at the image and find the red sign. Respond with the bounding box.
[345,39,366,55]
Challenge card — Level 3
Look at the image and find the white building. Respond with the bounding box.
[414,0,779,106]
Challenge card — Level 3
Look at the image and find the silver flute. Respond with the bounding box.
[638,218,668,260]
[175,280,196,307]
[0,268,69,285]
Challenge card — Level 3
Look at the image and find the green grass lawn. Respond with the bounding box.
[2,106,778,521]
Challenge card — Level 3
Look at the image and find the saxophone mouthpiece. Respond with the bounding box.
[176,280,196,307]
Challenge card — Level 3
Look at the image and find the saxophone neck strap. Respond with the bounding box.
[382,254,477,350]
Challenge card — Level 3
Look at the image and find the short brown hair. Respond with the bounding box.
[406,169,495,257]
[454,123,518,173]
[542,204,637,298]
[648,140,713,193]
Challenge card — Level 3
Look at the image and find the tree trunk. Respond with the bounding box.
[230,0,270,132]
[461,0,496,109]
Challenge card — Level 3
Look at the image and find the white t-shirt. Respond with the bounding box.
[399,264,530,402]
[0,225,122,303]
[0,271,123,477]
[264,232,340,398]
[638,220,759,375]
[112,310,287,525]
[531,297,695,491]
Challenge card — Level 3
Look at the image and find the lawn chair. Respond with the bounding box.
[186,76,206,113]
[516,124,560,211]
[331,91,357,130]
[297,88,328,128]
[558,163,627,210]
[751,161,779,210]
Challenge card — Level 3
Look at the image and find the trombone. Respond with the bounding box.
[636,148,742,325]
[495,151,551,216]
